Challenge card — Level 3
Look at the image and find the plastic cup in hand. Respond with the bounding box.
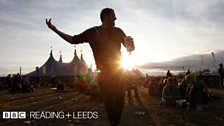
[124,36,134,55]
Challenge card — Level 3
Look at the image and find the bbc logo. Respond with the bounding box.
[2,111,26,119]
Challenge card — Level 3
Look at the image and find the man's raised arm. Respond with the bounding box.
[46,18,74,44]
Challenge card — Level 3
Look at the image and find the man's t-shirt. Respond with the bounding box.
[72,26,126,69]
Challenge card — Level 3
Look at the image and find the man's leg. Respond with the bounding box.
[103,88,125,126]
[98,69,125,126]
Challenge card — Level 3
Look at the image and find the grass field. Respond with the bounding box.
[0,87,224,126]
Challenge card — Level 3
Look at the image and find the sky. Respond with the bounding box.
[0,0,224,75]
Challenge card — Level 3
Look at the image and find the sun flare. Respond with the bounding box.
[120,54,135,70]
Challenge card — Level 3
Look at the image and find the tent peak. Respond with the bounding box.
[74,49,77,57]
[80,50,84,61]
[59,51,62,62]
[50,50,53,57]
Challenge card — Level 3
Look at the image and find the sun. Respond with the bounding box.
[120,53,135,70]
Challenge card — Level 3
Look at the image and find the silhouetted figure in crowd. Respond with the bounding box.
[187,75,209,111]
[56,81,64,93]
[21,75,33,93]
[46,8,134,126]
[158,77,166,96]
[126,73,143,106]
[5,74,12,90]
[50,75,56,87]
[10,73,22,93]
[143,74,150,88]
[178,75,189,99]
[185,69,191,76]
[218,63,224,87]
[166,70,172,78]
[147,77,160,96]
[36,76,40,87]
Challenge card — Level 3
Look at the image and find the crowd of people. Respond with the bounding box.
[0,68,222,112]
[0,73,96,96]
[1,73,34,93]
[144,69,222,111]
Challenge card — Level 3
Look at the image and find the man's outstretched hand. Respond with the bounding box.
[46,18,56,31]
[45,18,73,43]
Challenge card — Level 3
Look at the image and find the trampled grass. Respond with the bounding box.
[0,87,223,126]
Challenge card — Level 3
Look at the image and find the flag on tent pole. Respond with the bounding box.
[19,66,22,75]
[201,55,204,65]
[43,66,46,76]
[90,64,92,70]
[211,52,216,66]
[211,52,216,61]
[82,64,85,73]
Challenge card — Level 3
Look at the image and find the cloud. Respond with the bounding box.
[141,50,224,71]
[1,0,224,74]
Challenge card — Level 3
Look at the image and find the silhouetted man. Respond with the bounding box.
[46,8,134,126]
[166,70,172,78]
[218,63,224,87]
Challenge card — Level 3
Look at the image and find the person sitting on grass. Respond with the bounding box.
[187,75,209,111]
[178,75,191,99]
[161,77,180,105]
[158,77,166,96]
[143,74,150,88]
[147,77,160,96]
